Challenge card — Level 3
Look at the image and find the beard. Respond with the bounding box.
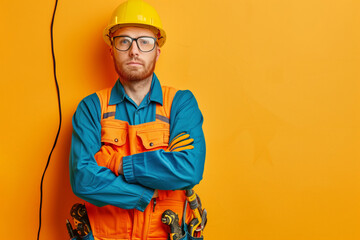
[114,54,157,82]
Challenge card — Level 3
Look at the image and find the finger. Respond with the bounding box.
[168,133,190,149]
[169,138,194,152]
[171,145,194,152]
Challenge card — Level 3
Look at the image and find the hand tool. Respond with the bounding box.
[187,218,200,237]
[201,208,208,230]
[185,189,202,236]
[185,189,209,237]
[70,203,91,237]
[161,209,184,240]
[66,219,77,239]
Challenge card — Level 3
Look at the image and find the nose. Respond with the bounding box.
[128,40,140,56]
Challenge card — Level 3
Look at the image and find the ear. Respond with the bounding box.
[155,47,161,62]
[109,47,114,58]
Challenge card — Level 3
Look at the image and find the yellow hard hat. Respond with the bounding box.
[103,0,166,47]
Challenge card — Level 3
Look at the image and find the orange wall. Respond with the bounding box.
[1,0,360,239]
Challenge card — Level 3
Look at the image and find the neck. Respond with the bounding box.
[119,74,153,106]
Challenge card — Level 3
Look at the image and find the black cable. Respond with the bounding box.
[37,0,60,239]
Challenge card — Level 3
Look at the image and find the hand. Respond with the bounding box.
[152,189,159,198]
[118,157,123,175]
[166,132,194,152]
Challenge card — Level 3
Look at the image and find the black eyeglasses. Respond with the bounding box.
[111,36,157,52]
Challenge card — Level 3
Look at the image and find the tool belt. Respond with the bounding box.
[66,203,92,240]
[69,232,93,240]
[162,189,207,240]
[170,200,205,240]
[66,190,207,240]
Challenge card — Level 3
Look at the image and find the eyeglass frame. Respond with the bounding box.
[111,35,158,52]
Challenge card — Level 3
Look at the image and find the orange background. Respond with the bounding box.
[1,0,360,239]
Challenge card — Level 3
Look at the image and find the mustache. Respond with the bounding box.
[128,57,143,62]
[126,58,145,65]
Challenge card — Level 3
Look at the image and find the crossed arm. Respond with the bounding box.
[70,90,205,211]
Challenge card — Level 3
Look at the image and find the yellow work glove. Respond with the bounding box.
[166,132,194,152]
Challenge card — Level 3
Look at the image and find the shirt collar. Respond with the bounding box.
[109,73,163,105]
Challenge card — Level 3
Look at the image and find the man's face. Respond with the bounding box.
[110,26,161,82]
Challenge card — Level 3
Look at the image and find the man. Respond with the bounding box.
[69,0,206,239]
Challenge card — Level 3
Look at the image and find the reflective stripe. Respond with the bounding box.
[156,114,169,123]
[103,112,116,119]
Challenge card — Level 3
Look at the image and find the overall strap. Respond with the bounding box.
[96,88,116,120]
[156,86,178,123]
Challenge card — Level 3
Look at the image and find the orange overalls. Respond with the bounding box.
[87,86,192,240]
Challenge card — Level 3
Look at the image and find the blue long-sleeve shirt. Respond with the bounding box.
[69,74,206,211]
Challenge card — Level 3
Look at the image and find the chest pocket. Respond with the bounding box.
[100,119,128,147]
[100,118,170,155]
[137,127,170,151]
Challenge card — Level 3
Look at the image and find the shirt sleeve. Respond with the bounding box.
[122,90,206,190]
[69,93,154,211]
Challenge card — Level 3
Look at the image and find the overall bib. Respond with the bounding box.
[86,86,193,240]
